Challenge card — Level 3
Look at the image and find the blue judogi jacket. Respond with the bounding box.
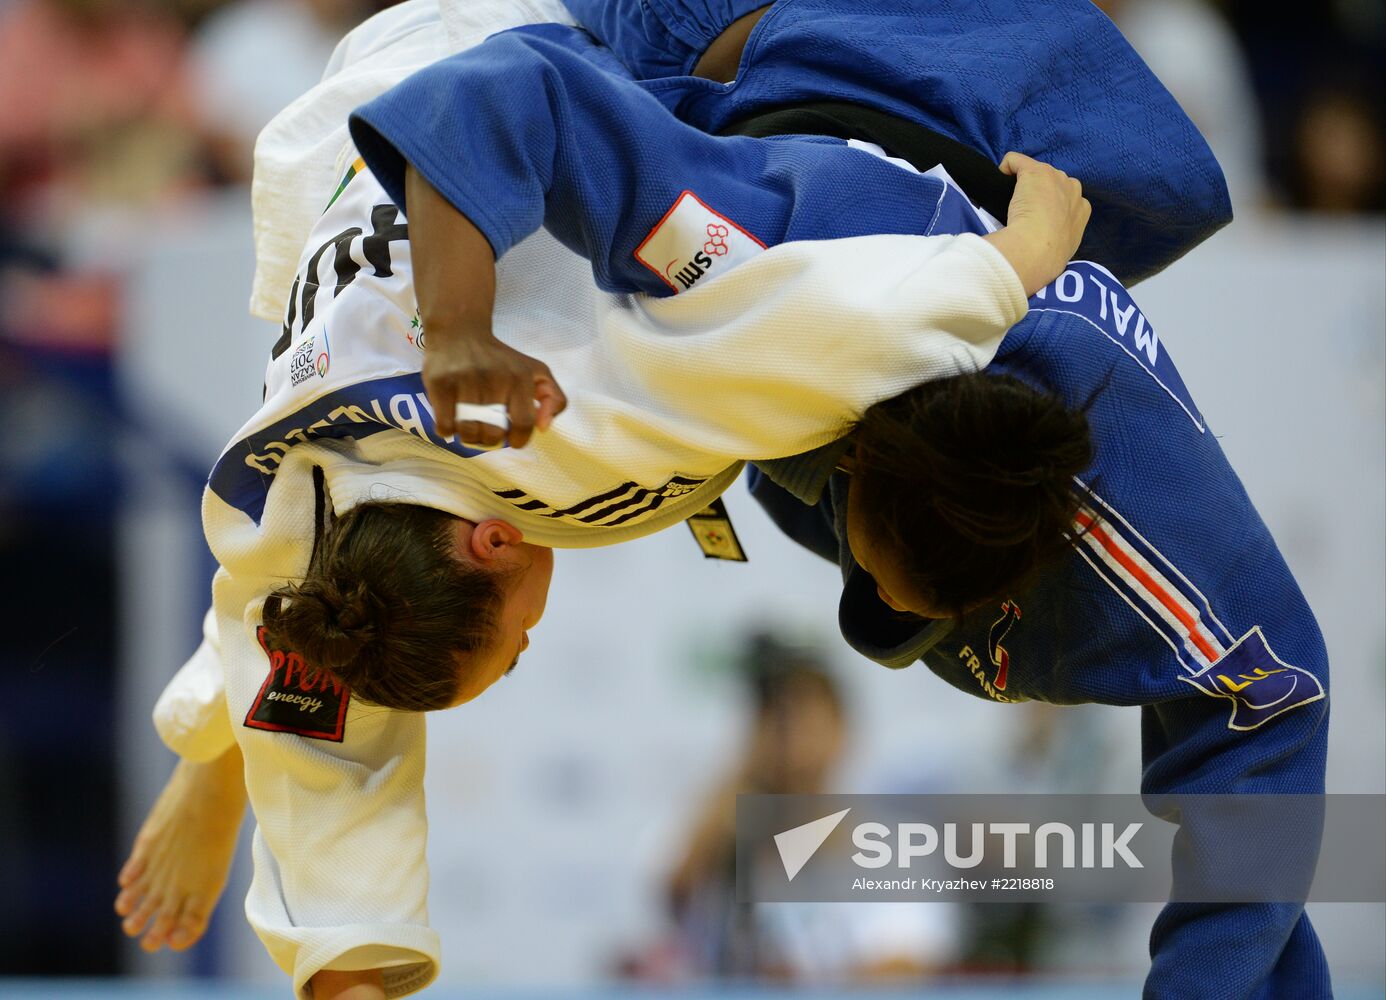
[561,0,1233,286]
[348,25,1330,1000]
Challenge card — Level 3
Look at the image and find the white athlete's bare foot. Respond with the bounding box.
[114,744,247,952]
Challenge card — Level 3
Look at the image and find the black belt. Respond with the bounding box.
[721,100,1014,224]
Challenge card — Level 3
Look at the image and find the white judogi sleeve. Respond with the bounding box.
[600,230,1027,459]
[251,0,576,320]
[152,608,235,764]
[204,444,443,1000]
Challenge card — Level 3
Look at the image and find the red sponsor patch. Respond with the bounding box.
[243,626,350,741]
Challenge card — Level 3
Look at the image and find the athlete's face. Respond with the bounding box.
[446,519,554,705]
[844,479,951,620]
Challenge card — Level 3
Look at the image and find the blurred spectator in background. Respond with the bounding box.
[1289,86,1385,214]
[0,0,394,979]
[1096,0,1386,216]
[663,633,847,980]
[620,632,960,985]
[189,0,379,184]
[953,704,1125,976]
[0,0,204,368]
[1219,0,1385,213]
[0,0,197,976]
[0,0,205,230]
[0,266,122,975]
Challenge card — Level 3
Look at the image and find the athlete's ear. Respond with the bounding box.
[467,518,526,562]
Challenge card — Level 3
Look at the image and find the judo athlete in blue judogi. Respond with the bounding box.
[346,15,1331,1000]
[560,0,1232,286]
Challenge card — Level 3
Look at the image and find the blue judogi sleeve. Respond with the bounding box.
[348,25,983,299]
[563,0,1232,285]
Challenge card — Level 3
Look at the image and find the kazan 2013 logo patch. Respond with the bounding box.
[289,327,331,386]
[243,626,350,741]
[634,191,766,293]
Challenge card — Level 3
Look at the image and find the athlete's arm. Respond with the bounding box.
[403,163,565,445]
[351,26,1086,450]
[199,499,440,1000]
[231,687,437,1000]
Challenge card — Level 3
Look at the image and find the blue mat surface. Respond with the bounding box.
[3,982,1383,1000]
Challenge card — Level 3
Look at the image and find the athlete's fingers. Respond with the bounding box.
[431,379,458,438]
[122,894,161,938]
[455,405,508,447]
[114,886,140,917]
[168,897,210,951]
[1001,151,1076,187]
[999,151,1039,176]
[141,905,181,953]
[117,854,146,890]
[505,387,537,450]
[456,420,506,448]
[534,377,567,431]
[454,399,509,448]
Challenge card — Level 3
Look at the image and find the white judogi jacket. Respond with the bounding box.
[250,0,582,322]
[154,4,1028,997]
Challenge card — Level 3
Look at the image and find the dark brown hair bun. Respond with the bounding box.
[260,501,512,711]
[263,579,386,672]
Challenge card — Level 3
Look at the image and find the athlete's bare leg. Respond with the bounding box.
[114,743,246,952]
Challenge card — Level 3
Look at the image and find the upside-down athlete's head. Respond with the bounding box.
[261,502,552,711]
